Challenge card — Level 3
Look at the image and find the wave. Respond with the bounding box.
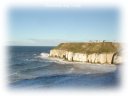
[10,71,118,88]
[40,53,49,58]
[10,64,117,83]
[38,53,85,65]
[11,53,117,77]
[10,52,117,85]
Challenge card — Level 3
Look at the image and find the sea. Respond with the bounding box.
[8,46,120,89]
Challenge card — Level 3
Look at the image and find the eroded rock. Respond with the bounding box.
[49,49,122,64]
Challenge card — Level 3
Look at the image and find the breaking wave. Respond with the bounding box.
[40,53,49,58]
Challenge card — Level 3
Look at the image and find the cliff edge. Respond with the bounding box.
[49,42,122,64]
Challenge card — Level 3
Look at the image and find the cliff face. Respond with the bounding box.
[49,42,122,64]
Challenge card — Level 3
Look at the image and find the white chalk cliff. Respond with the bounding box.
[49,42,122,64]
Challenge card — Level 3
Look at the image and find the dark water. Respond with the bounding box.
[8,46,119,89]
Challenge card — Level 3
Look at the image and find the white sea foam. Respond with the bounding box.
[40,53,49,58]
[68,68,75,73]
[39,53,65,63]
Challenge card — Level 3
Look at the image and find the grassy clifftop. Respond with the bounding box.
[53,42,120,54]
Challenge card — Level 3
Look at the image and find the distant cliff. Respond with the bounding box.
[49,42,122,64]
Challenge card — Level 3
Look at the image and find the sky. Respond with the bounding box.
[9,8,119,46]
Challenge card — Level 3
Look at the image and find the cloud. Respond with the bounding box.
[8,39,68,46]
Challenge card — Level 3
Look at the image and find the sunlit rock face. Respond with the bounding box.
[106,53,114,64]
[49,49,122,64]
[67,52,73,61]
[113,54,122,64]
[73,53,88,62]
[86,53,115,64]
[99,54,107,64]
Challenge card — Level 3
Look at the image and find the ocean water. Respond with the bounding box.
[8,46,119,89]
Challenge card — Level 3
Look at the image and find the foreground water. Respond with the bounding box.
[8,46,119,89]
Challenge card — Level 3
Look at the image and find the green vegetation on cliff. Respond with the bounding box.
[53,42,120,54]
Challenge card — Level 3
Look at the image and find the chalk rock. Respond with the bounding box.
[67,52,74,61]
[95,54,100,63]
[113,54,122,64]
[99,54,107,64]
[106,53,114,64]
[49,49,122,64]
[91,53,96,63]
[73,53,87,62]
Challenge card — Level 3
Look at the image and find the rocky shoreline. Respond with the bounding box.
[40,52,117,74]
[49,42,122,64]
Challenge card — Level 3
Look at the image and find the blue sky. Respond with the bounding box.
[9,8,119,46]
